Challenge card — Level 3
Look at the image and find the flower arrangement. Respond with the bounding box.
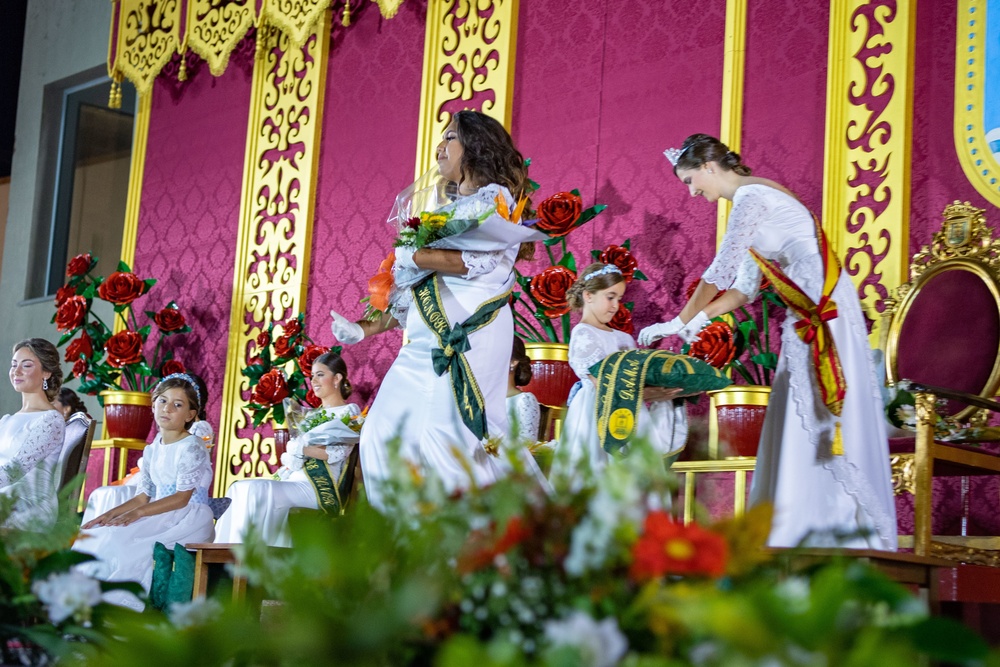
[52,253,191,399]
[684,276,784,385]
[511,189,647,342]
[241,313,340,426]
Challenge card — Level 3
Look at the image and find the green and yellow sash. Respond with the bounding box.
[413,274,511,440]
[749,216,848,452]
[303,447,358,515]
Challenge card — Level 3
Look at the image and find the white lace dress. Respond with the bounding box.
[74,434,215,610]
[707,184,897,550]
[84,420,215,518]
[555,323,688,474]
[360,184,517,510]
[0,410,65,529]
[215,403,360,547]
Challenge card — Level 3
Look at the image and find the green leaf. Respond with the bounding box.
[570,188,581,197]
[137,324,151,339]
[252,410,268,428]
[576,203,607,226]
[117,260,132,273]
[749,352,778,370]
[591,249,601,261]
[82,283,99,299]
[133,362,154,377]
[57,330,76,347]
[543,236,562,247]
[762,290,785,308]
[737,320,759,338]
[142,278,156,293]
[557,252,577,273]
[242,364,267,383]
[633,269,648,281]
[523,157,532,166]
[272,402,286,425]
[528,178,540,192]
[622,238,631,250]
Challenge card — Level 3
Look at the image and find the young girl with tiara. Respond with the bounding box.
[556,263,688,474]
[74,373,215,610]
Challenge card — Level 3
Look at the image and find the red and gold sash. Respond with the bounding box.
[749,216,847,448]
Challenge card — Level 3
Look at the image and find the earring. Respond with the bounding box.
[707,168,714,174]
[510,364,516,371]
[43,379,48,390]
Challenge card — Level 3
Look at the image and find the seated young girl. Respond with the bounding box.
[555,263,688,475]
[74,374,215,610]
[214,351,361,547]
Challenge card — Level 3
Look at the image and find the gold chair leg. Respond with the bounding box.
[913,392,937,556]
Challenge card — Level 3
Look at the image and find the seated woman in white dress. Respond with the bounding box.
[84,373,214,518]
[214,351,361,547]
[503,337,551,490]
[554,264,688,477]
[0,338,66,529]
[74,374,215,610]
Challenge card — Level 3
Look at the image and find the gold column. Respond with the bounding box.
[213,12,332,496]
[822,0,917,326]
[414,0,520,177]
[716,0,747,245]
[119,93,152,270]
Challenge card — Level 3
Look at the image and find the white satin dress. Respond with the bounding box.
[0,410,65,529]
[214,403,360,547]
[554,323,688,475]
[360,184,517,510]
[710,184,896,550]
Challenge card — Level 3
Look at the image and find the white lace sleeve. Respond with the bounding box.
[137,461,154,498]
[511,392,541,442]
[569,326,608,380]
[175,440,211,492]
[732,252,763,301]
[0,412,64,487]
[702,190,770,289]
[461,249,504,278]
[190,420,214,447]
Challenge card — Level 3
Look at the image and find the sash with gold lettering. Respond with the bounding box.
[303,449,358,515]
[748,216,847,422]
[594,349,709,454]
[413,274,512,440]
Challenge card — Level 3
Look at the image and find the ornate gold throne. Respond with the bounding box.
[882,201,1000,562]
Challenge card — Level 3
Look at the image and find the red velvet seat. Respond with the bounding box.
[883,201,1000,561]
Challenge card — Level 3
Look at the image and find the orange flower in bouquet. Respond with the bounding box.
[629,510,728,580]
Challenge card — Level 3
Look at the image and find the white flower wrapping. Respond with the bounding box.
[277,402,363,477]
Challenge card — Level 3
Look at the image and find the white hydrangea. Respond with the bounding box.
[564,467,648,576]
[169,597,223,629]
[543,611,627,667]
[32,570,102,626]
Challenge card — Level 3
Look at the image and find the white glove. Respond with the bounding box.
[678,311,711,343]
[637,317,684,346]
[330,309,365,345]
[394,246,418,271]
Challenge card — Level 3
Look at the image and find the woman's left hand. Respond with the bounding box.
[644,386,684,402]
[105,509,143,527]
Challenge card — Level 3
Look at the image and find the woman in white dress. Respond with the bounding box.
[639,134,896,550]
[215,351,361,547]
[0,339,66,529]
[331,111,534,510]
[507,337,541,446]
[74,374,215,610]
[556,264,688,476]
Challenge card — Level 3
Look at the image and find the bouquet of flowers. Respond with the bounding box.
[52,253,191,400]
[277,400,365,474]
[242,313,340,426]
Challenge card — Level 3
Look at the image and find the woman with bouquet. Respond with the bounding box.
[639,134,896,550]
[330,110,543,510]
[214,351,362,546]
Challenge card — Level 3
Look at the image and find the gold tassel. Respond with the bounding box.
[342,0,351,26]
[178,56,187,82]
[832,421,844,456]
[108,75,122,109]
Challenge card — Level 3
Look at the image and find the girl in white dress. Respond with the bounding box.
[556,264,688,476]
[214,351,361,547]
[331,111,535,510]
[0,339,66,529]
[640,134,896,550]
[75,374,215,610]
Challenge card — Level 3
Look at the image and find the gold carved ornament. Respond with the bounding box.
[822,0,917,337]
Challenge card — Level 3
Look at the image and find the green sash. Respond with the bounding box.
[413,274,511,440]
[594,349,706,454]
[303,447,358,515]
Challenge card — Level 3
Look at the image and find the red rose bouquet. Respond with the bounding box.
[52,254,191,401]
[241,313,341,426]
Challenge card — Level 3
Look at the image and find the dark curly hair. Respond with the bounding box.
[452,110,531,202]
[511,337,532,388]
[672,133,752,177]
[56,387,88,418]
[13,338,63,402]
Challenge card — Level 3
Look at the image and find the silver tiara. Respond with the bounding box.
[156,372,201,409]
[583,264,623,281]
[663,145,691,166]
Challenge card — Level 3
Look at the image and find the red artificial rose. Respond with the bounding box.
[55,296,87,332]
[688,321,737,368]
[97,271,146,306]
[104,330,144,368]
[273,334,294,360]
[404,217,420,230]
[54,285,77,306]
[528,266,576,317]
[72,358,88,379]
[64,333,93,362]
[256,331,271,349]
[535,192,583,237]
[298,345,330,377]
[304,389,322,408]
[251,369,289,406]
[599,245,639,282]
[66,253,92,277]
[608,303,634,334]
[629,511,728,581]
[161,359,185,376]
[154,307,186,332]
[281,319,302,339]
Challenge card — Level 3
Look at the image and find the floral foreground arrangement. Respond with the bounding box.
[53,254,191,399]
[47,440,993,667]
[242,313,340,426]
